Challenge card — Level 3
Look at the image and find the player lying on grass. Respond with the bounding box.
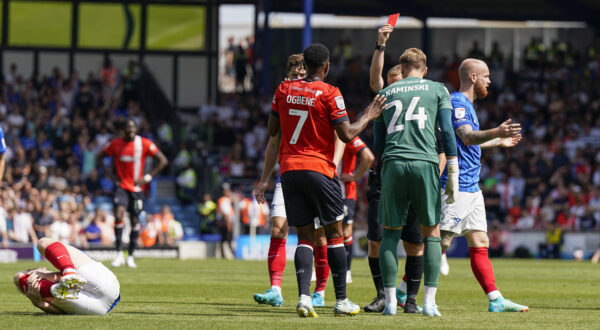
[14,238,120,315]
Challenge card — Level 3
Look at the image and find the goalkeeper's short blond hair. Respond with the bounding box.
[399,48,427,72]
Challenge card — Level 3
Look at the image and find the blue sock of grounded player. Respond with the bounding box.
[128,225,140,256]
[114,223,124,251]
[405,255,423,301]
[294,240,314,297]
[327,237,347,300]
[344,235,353,271]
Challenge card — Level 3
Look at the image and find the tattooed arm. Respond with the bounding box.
[455,119,521,147]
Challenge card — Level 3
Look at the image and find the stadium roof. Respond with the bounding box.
[268,0,600,29]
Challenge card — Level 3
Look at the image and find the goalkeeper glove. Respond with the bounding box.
[445,158,459,204]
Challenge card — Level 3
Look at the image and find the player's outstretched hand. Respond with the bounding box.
[497,119,521,138]
[444,158,459,204]
[252,182,269,204]
[500,133,522,148]
[365,94,387,120]
[378,24,394,46]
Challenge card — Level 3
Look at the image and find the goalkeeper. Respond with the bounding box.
[374,48,459,317]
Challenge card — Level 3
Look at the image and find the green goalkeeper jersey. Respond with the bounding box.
[375,76,452,164]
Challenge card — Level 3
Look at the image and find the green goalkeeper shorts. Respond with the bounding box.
[377,159,441,228]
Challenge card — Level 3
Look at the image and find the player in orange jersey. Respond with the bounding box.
[269,43,386,317]
[97,119,168,268]
[339,136,374,284]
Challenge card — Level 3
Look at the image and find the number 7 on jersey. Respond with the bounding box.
[289,109,308,144]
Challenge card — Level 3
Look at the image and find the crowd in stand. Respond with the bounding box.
[0,60,183,248]
[1,36,600,252]
[200,37,600,238]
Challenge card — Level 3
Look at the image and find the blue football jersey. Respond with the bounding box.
[440,92,481,192]
[0,127,6,154]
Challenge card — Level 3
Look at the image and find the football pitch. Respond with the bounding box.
[0,258,597,329]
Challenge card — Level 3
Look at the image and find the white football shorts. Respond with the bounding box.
[440,189,487,236]
[271,182,287,219]
[52,261,121,315]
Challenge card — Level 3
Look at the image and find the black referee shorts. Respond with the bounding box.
[281,170,344,228]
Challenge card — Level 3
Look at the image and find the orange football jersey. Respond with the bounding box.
[272,79,349,178]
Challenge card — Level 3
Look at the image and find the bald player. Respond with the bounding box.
[439,58,528,312]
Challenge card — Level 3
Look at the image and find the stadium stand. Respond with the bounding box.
[1,37,599,255]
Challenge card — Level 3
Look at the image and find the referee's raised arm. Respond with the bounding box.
[370,24,393,93]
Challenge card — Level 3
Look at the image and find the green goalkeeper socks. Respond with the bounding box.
[423,236,442,287]
[379,228,402,288]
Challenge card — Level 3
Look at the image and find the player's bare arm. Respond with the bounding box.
[369,24,393,93]
[340,147,374,182]
[455,119,521,146]
[334,94,387,143]
[267,113,280,138]
[133,149,168,186]
[479,134,523,149]
[333,131,345,168]
[253,132,281,204]
[0,153,5,182]
[438,152,447,176]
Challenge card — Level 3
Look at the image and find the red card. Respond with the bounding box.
[387,13,399,26]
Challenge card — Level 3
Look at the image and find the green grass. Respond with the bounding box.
[0,258,598,329]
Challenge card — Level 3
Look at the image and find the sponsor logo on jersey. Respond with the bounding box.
[335,96,346,110]
[119,155,135,162]
[454,107,466,119]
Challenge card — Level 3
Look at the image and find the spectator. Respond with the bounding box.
[539,222,563,259]
[0,200,8,248]
[176,164,197,204]
[199,193,217,234]
[167,218,184,246]
[84,211,103,245]
[9,202,37,244]
[217,185,234,259]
